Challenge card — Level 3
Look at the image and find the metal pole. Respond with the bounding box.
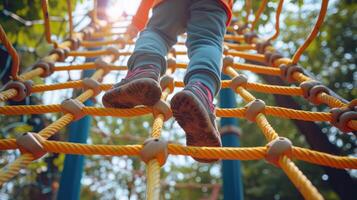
[219,74,244,200]
[57,72,94,200]
[58,1,110,198]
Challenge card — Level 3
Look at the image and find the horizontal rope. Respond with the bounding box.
[2,139,356,169]
[0,105,334,123]
[54,63,127,71]
[292,147,357,169]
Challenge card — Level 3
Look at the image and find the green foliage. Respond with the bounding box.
[0,0,76,69]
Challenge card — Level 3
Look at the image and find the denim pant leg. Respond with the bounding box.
[184,0,227,96]
[127,0,189,75]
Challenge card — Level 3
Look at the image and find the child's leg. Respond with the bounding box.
[128,0,189,74]
[184,0,227,96]
[171,0,227,162]
[103,0,189,108]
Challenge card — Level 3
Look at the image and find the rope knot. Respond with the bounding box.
[279,64,304,83]
[82,78,102,96]
[61,99,85,121]
[65,37,81,50]
[140,138,168,166]
[160,75,174,93]
[330,103,357,133]
[222,56,234,74]
[50,47,70,62]
[300,81,329,105]
[1,80,33,102]
[256,40,272,54]
[94,57,111,75]
[244,99,266,122]
[16,132,46,160]
[230,74,248,91]
[244,32,258,44]
[152,100,172,122]
[33,59,55,77]
[266,137,292,167]
[264,52,283,66]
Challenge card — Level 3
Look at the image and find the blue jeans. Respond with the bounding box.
[127,0,227,96]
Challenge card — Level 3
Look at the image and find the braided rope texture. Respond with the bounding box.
[0,1,356,199]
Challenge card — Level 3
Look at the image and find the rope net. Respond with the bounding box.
[0,1,356,199]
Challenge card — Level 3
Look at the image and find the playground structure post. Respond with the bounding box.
[219,74,244,200]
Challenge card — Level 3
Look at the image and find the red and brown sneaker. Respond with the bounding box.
[102,65,162,108]
[170,81,222,163]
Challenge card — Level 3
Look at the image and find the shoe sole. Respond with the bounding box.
[170,90,221,163]
[102,78,162,108]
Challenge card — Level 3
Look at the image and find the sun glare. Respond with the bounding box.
[106,0,140,21]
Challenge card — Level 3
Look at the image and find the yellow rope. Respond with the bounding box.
[224,63,324,198]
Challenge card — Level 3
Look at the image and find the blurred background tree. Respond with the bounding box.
[0,0,356,199]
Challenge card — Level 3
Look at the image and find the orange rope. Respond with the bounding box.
[41,0,57,47]
[228,51,266,63]
[251,0,268,31]
[225,43,255,51]
[0,24,21,81]
[66,0,73,39]
[233,63,281,76]
[268,0,284,41]
[245,0,252,23]
[80,38,130,48]
[292,147,357,169]
[291,0,329,64]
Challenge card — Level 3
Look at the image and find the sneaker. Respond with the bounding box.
[170,81,222,163]
[102,65,162,108]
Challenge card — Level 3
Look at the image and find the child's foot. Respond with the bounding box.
[170,82,222,163]
[102,65,162,108]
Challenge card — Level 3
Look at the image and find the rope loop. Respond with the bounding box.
[50,47,70,62]
[61,99,85,121]
[2,80,33,102]
[16,132,46,160]
[230,74,248,91]
[244,32,258,44]
[300,81,329,105]
[330,106,357,133]
[280,64,304,83]
[266,137,292,167]
[140,138,168,166]
[264,51,283,66]
[33,59,55,77]
[245,99,266,122]
[82,78,102,96]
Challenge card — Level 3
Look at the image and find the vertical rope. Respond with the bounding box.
[245,0,252,23]
[268,0,284,41]
[251,0,268,31]
[41,0,56,46]
[146,69,173,199]
[291,0,329,64]
[223,63,324,199]
[66,0,74,39]
[0,24,21,81]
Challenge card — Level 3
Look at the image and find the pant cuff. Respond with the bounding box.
[127,51,167,75]
[184,69,221,96]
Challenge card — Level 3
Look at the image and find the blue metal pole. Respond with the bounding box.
[219,74,244,200]
[57,61,95,200]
